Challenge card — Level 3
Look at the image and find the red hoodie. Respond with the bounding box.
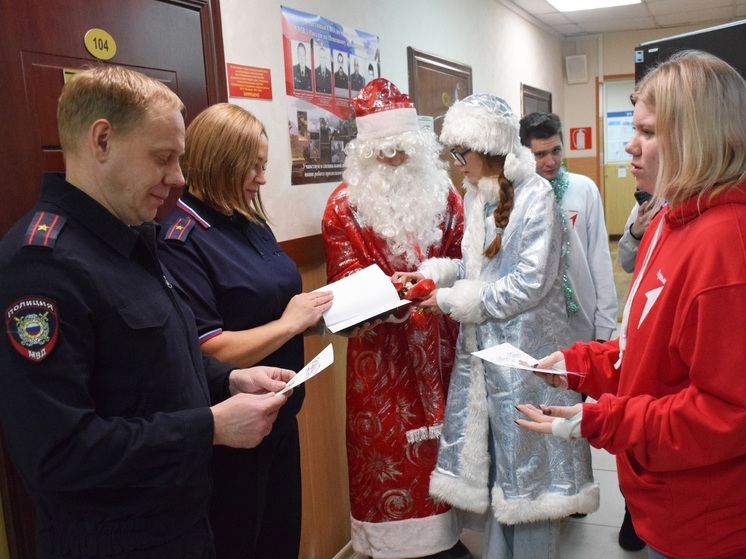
[565,184,746,559]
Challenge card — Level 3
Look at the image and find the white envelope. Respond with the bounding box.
[276,343,334,395]
[472,342,584,376]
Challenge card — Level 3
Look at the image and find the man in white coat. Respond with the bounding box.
[519,112,618,345]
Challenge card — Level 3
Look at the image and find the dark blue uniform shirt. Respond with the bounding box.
[159,192,305,420]
[0,174,233,556]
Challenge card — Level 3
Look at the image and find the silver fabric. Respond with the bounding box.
[432,173,598,524]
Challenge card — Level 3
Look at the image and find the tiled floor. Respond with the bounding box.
[460,240,643,558]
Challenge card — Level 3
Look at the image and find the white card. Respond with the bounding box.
[472,342,584,376]
[276,343,335,395]
[315,264,410,333]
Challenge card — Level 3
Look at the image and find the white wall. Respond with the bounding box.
[220,0,563,241]
[220,1,741,241]
[558,24,711,162]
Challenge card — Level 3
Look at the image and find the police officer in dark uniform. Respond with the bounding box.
[314,46,332,94]
[158,103,333,559]
[350,57,366,93]
[334,52,349,91]
[292,42,312,92]
[0,66,293,558]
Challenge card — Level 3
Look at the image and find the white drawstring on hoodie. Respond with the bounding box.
[614,218,665,370]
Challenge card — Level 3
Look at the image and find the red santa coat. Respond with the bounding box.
[322,181,464,551]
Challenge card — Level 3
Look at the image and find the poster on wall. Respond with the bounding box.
[281,6,380,185]
[605,110,634,162]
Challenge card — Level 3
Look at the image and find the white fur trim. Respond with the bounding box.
[350,509,460,558]
[445,280,485,324]
[440,100,518,156]
[460,345,491,492]
[356,107,420,140]
[491,482,600,525]
[503,149,536,184]
[440,96,536,185]
[406,423,442,443]
[420,257,459,287]
[429,323,492,515]
[430,470,490,514]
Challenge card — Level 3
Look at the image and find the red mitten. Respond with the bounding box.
[404,279,436,302]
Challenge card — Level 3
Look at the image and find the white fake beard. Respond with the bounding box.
[344,131,452,266]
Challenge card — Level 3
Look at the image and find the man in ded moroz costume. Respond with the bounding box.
[322,79,467,558]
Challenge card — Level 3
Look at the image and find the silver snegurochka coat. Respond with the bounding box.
[423,173,600,525]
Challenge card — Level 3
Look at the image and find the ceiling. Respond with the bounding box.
[500,0,746,36]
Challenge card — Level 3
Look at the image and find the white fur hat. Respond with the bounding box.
[353,78,420,140]
[440,94,535,183]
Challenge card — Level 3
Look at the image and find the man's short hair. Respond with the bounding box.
[57,65,183,155]
[519,112,564,147]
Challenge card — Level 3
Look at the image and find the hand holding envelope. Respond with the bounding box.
[276,344,334,395]
[474,343,586,440]
[471,342,584,390]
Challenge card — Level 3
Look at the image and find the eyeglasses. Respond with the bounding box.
[450,148,471,165]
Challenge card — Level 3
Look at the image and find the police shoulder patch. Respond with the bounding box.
[164,217,196,243]
[24,211,66,248]
[5,297,59,362]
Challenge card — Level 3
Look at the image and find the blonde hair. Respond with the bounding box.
[57,65,184,155]
[632,50,746,206]
[479,153,515,259]
[181,103,269,223]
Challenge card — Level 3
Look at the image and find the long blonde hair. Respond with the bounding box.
[182,103,269,223]
[632,50,746,207]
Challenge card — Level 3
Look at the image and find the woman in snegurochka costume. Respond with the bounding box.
[395,94,599,559]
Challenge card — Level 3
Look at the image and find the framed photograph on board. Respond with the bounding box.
[521,84,552,115]
[407,47,472,138]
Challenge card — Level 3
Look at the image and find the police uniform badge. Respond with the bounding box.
[5,297,59,362]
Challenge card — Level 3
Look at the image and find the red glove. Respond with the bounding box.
[404,279,436,302]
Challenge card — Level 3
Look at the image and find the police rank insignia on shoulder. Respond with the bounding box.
[24,211,66,248]
[164,217,196,243]
[5,297,59,362]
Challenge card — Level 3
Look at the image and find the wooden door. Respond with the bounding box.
[0,1,226,556]
[604,162,637,236]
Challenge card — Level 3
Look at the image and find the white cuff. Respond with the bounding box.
[419,257,459,287]
[551,411,583,440]
[436,287,452,314]
[550,358,568,390]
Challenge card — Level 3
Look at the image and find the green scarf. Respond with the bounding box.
[550,165,579,317]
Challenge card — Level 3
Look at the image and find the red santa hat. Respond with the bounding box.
[352,78,420,140]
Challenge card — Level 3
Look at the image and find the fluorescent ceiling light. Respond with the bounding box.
[546,0,641,12]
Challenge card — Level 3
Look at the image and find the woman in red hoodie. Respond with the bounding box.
[517,50,746,559]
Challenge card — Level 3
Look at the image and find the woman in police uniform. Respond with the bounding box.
[159,103,332,559]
